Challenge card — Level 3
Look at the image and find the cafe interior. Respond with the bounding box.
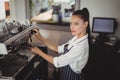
[0,0,120,80]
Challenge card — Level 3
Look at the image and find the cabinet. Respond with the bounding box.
[25,47,48,80]
[84,43,120,80]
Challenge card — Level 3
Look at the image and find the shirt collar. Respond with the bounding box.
[69,34,88,46]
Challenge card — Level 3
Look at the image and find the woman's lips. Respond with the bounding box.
[71,30,76,33]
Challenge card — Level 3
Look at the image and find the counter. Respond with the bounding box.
[35,23,70,32]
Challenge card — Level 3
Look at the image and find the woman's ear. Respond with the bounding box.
[84,21,88,28]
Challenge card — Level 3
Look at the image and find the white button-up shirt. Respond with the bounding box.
[53,34,89,74]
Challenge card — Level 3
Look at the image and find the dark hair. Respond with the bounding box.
[72,8,91,44]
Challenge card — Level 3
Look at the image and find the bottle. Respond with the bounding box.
[52,14,58,22]
[58,11,62,23]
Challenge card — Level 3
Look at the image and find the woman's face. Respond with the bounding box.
[70,15,88,38]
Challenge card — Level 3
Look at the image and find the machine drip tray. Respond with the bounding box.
[0,53,28,77]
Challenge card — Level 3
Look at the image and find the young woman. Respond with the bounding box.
[31,8,91,80]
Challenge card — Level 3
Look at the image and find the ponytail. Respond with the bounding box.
[72,8,91,45]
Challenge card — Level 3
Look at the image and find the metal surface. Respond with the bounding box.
[0,49,32,77]
[3,26,39,45]
[0,26,41,80]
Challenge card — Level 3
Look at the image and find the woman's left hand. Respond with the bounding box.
[30,46,42,55]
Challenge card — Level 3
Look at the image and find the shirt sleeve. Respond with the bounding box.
[53,46,83,68]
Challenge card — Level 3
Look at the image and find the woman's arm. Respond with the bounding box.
[38,36,58,53]
[33,29,58,53]
[31,46,54,64]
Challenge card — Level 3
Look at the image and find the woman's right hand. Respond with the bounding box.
[32,28,43,41]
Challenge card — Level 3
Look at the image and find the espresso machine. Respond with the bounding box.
[0,24,48,80]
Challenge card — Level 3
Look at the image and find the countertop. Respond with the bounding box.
[34,23,71,32]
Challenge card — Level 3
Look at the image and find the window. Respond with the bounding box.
[29,0,76,23]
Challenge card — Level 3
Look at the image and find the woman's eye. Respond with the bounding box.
[74,22,79,25]
[70,22,79,26]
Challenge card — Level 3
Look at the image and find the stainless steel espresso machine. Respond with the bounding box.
[0,22,48,80]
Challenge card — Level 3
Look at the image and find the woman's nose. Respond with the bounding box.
[70,24,74,30]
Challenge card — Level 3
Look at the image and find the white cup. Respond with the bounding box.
[0,43,8,55]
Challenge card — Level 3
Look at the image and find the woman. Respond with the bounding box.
[31,8,91,80]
